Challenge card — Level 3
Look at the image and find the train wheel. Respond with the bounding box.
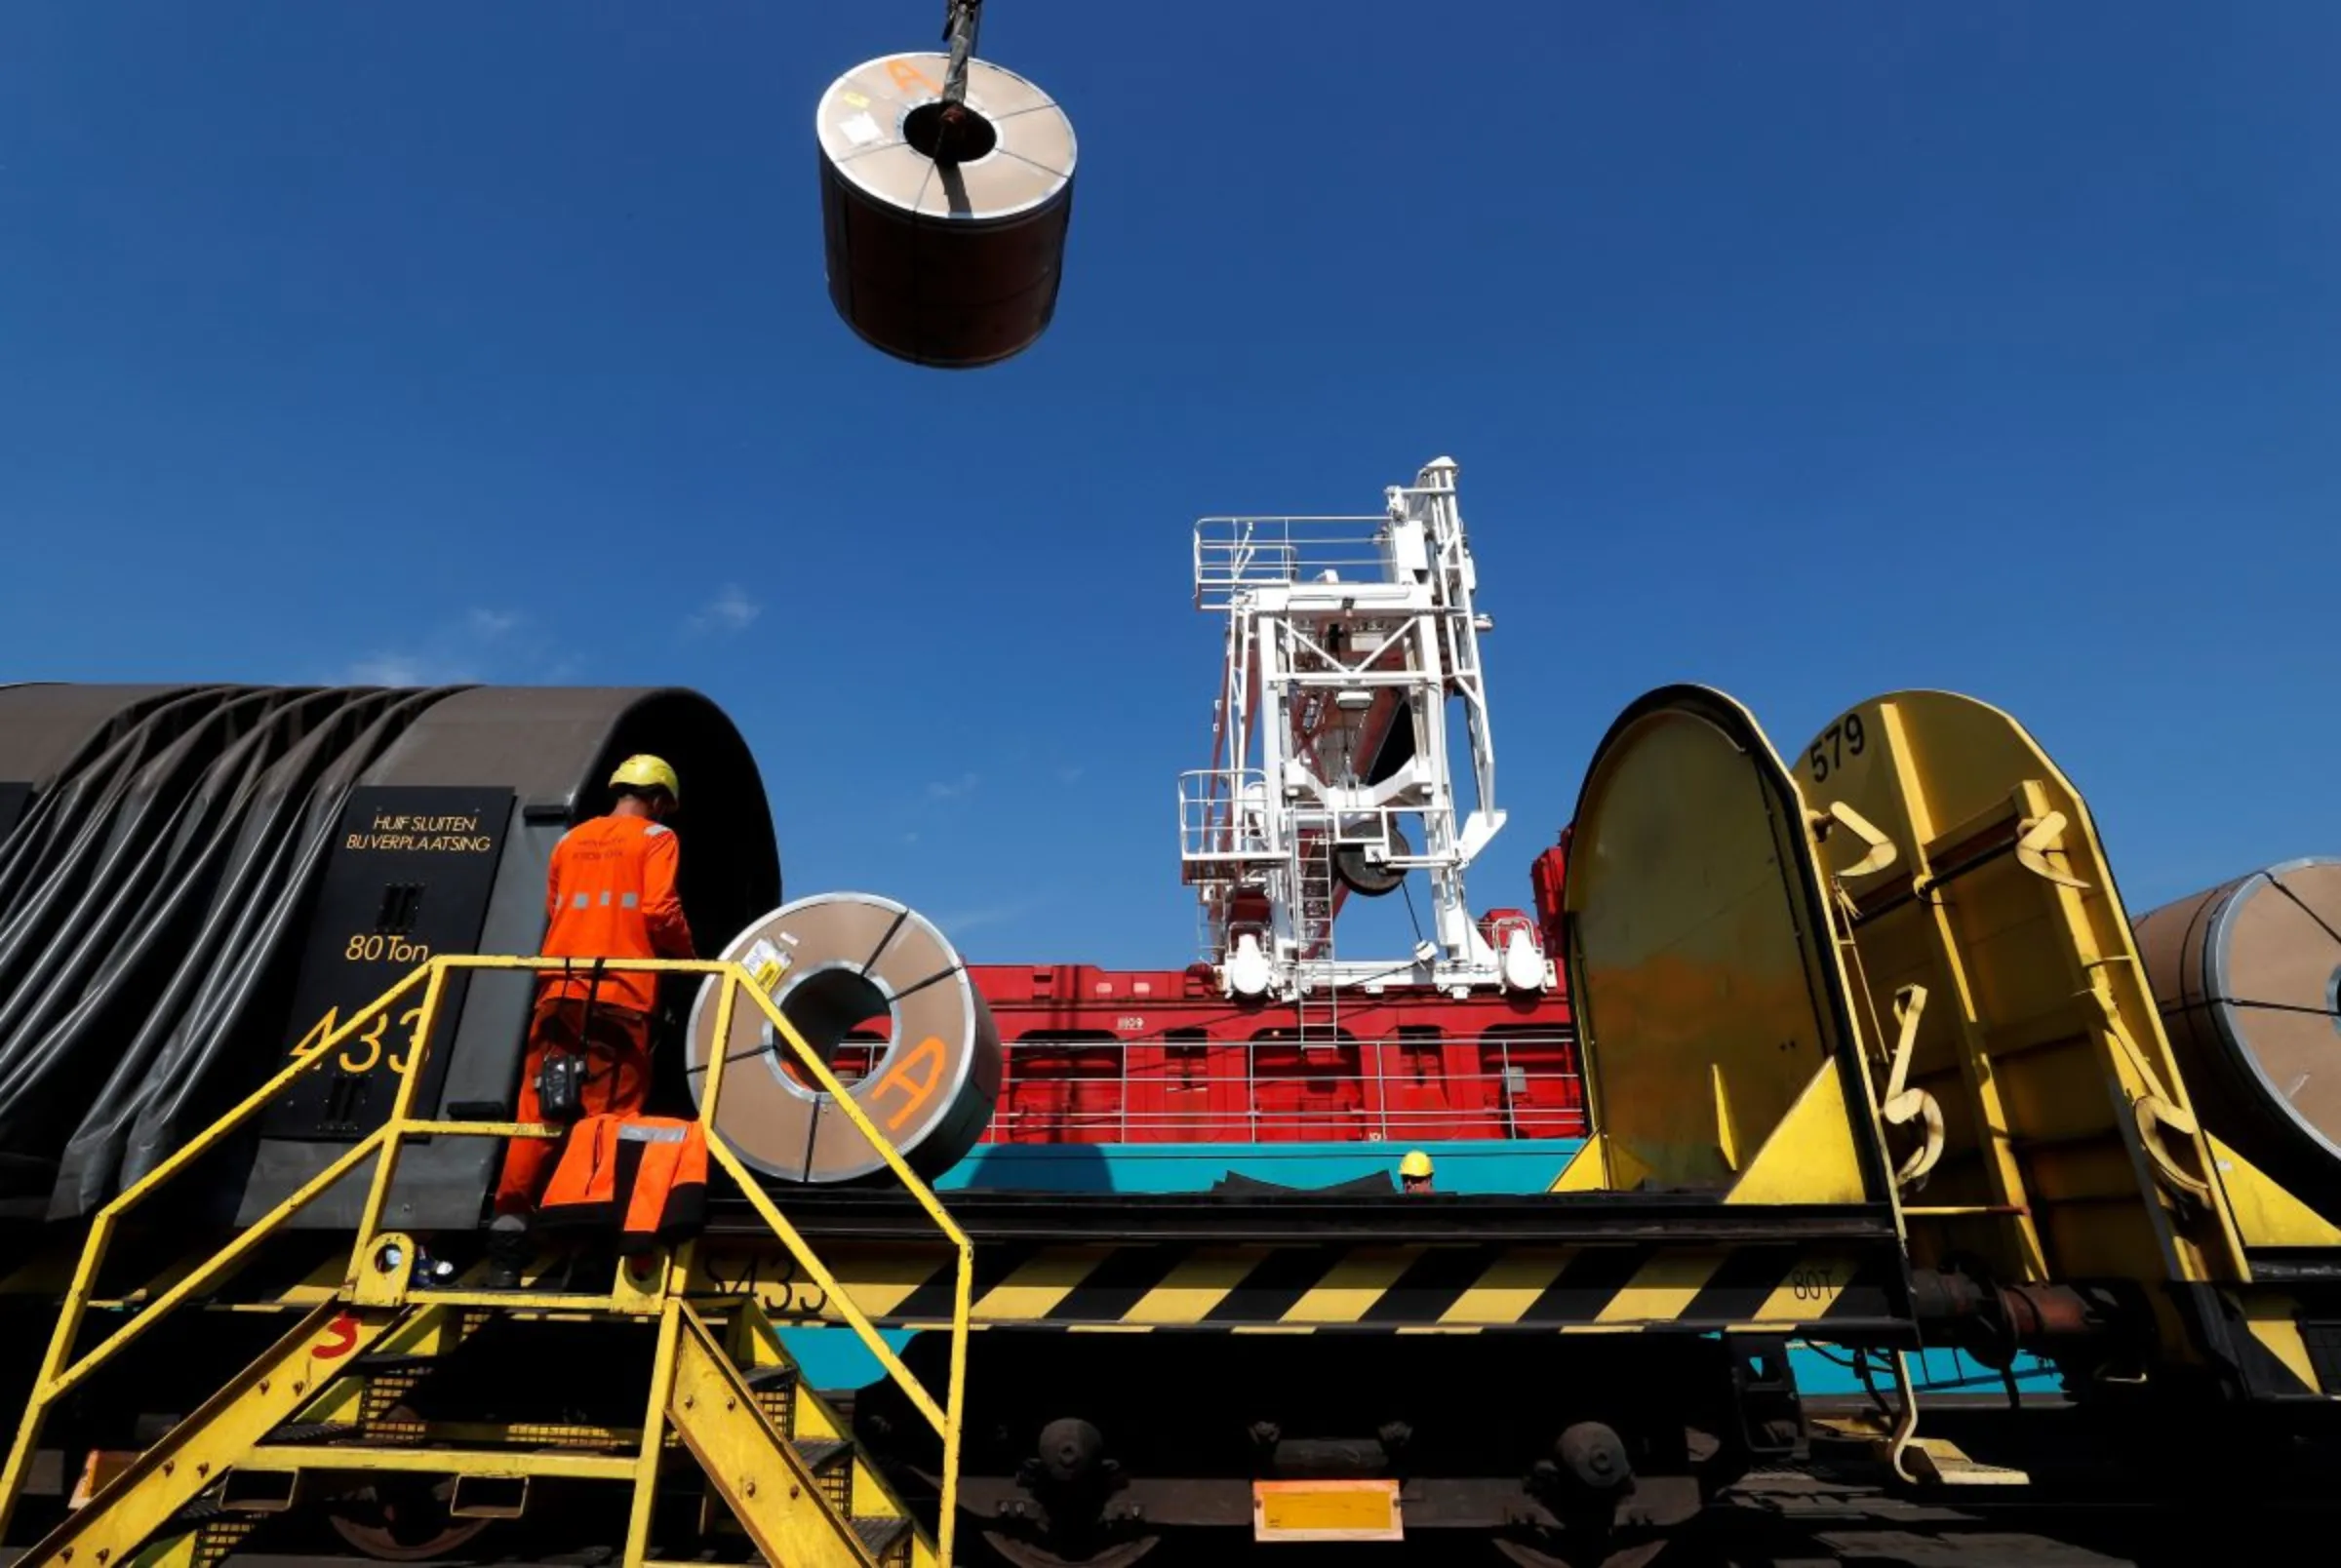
[322,1405,492,1564]
[324,1472,490,1563]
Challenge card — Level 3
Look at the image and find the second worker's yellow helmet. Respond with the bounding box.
[609,754,680,803]
[1399,1150,1434,1179]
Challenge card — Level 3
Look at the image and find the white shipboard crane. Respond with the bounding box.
[1178,456,1550,1010]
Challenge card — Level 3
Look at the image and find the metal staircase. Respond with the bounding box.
[0,956,970,1568]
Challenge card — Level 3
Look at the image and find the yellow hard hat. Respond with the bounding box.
[609,754,680,803]
[1399,1151,1434,1179]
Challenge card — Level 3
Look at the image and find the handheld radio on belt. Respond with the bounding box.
[536,958,602,1124]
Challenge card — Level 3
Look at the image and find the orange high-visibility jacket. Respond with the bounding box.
[539,814,694,1015]
[536,1113,709,1255]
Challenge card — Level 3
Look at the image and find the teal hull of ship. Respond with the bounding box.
[936,1136,1579,1195]
[780,1137,2060,1400]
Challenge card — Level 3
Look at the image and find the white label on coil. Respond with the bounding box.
[744,937,792,996]
[840,111,882,147]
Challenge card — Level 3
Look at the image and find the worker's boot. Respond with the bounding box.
[486,1213,533,1290]
[410,1242,457,1287]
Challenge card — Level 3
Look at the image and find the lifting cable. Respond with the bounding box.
[918,0,989,168]
[940,0,982,106]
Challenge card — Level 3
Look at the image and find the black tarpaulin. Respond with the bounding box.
[0,686,462,1217]
[54,688,462,1215]
[0,687,245,1011]
[0,686,249,1207]
[0,689,315,1191]
[0,690,285,1154]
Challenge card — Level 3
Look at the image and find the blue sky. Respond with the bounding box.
[4,3,2336,968]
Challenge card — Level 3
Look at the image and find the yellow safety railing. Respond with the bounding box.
[0,955,972,1567]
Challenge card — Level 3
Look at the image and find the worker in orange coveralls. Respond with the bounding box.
[487,755,695,1288]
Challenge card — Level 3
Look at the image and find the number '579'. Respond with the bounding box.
[1807,713,1867,782]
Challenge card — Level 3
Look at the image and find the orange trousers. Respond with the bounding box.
[493,991,652,1220]
[538,1114,711,1255]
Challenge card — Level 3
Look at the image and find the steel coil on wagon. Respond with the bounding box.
[685,891,1002,1183]
[816,51,1077,368]
[2134,857,2341,1219]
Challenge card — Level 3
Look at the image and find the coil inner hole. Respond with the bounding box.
[905,100,998,165]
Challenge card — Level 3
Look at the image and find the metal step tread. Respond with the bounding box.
[259,1421,363,1445]
[350,1352,445,1373]
[852,1515,911,1552]
[793,1437,853,1470]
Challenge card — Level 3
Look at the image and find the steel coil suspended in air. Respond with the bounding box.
[2134,858,2341,1220]
[816,50,1077,368]
[685,891,1002,1183]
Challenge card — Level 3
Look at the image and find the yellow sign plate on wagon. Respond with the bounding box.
[1251,1478,1403,1542]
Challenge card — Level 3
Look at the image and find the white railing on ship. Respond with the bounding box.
[805,1033,1588,1143]
[981,1105,1591,1142]
[1193,516,1405,610]
[1180,776,1450,880]
[1178,767,1281,865]
[976,1040,1589,1146]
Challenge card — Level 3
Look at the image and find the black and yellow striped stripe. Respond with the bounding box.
[2185,1282,2341,1402]
[0,1225,1906,1341]
[689,1238,1905,1335]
